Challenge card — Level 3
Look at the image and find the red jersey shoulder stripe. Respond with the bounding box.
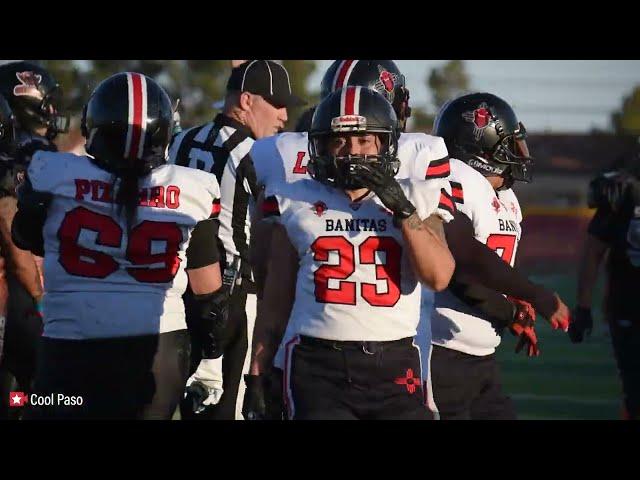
[425,156,450,179]
[210,198,221,218]
[449,181,464,204]
[438,188,456,215]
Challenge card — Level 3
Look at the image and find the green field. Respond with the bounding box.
[496,272,622,420]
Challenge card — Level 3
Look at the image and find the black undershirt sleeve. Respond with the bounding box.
[186,218,220,269]
[444,211,557,318]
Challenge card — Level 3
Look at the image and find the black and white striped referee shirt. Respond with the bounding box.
[168,113,257,280]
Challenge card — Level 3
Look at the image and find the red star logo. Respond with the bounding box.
[9,391,28,407]
[394,368,421,394]
[311,201,328,217]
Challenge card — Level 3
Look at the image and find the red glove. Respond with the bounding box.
[507,297,540,357]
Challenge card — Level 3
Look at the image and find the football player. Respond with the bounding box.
[244,60,449,419]
[0,62,70,419]
[572,151,640,419]
[248,87,455,420]
[429,92,571,419]
[11,73,227,419]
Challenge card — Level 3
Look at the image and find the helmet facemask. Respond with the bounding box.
[308,129,400,190]
[492,122,533,184]
[40,87,70,139]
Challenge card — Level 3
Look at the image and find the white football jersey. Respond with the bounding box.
[29,151,220,340]
[253,131,452,374]
[266,177,453,366]
[251,131,450,190]
[431,159,523,356]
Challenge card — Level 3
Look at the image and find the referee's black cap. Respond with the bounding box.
[226,60,306,109]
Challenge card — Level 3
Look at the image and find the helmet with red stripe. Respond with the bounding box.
[81,72,173,177]
[320,60,411,131]
[308,86,400,190]
[0,61,69,140]
[433,92,533,189]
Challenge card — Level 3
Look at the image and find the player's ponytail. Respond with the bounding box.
[114,172,140,233]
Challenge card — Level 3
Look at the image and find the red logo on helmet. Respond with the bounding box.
[312,201,328,217]
[462,102,493,141]
[374,65,399,101]
[473,107,491,128]
[13,71,44,100]
[379,70,395,92]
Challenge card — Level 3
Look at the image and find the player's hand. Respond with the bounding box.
[568,306,593,343]
[548,294,570,332]
[350,162,416,220]
[242,374,267,420]
[508,297,540,357]
[184,358,224,414]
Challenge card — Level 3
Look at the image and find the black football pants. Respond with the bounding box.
[430,344,516,420]
[286,336,432,420]
[25,330,190,420]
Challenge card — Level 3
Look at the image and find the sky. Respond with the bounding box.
[310,60,640,134]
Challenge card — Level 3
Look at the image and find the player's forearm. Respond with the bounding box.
[576,234,608,308]
[250,297,291,375]
[250,223,298,375]
[186,263,222,295]
[250,220,275,299]
[448,275,515,329]
[0,196,44,300]
[401,213,455,291]
[444,213,555,315]
[2,242,43,301]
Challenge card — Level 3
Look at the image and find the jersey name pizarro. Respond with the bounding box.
[265,177,454,342]
[29,151,220,339]
[251,131,451,189]
[432,158,523,355]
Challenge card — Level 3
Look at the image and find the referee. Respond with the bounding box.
[169,60,304,420]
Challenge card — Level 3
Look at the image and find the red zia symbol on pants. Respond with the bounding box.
[394,368,420,394]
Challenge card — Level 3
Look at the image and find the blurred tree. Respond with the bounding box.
[407,60,470,134]
[38,60,317,131]
[407,107,435,133]
[612,85,640,135]
[427,59,470,110]
[281,60,317,131]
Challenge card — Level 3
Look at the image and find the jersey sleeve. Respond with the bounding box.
[250,136,279,188]
[423,136,450,180]
[405,178,454,223]
[27,150,72,194]
[187,168,222,222]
